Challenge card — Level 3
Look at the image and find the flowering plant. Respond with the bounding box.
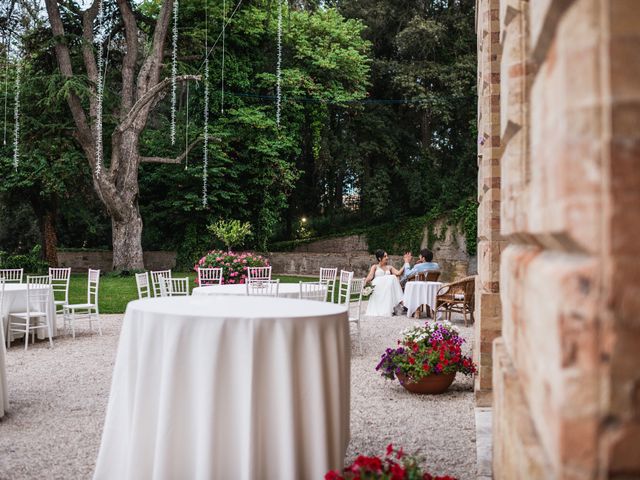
[194,250,269,285]
[325,444,456,480]
[376,321,476,383]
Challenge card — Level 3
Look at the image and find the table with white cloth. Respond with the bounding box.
[403,281,443,318]
[192,282,303,299]
[94,295,350,480]
[1,283,57,341]
[0,327,6,418]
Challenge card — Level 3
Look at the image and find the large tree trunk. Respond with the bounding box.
[111,210,144,270]
[42,209,59,267]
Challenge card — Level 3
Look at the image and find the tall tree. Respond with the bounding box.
[43,0,199,270]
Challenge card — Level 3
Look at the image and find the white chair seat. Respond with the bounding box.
[65,303,96,310]
[10,311,48,319]
[54,300,67,305]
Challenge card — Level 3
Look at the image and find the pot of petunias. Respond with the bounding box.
[325,444,457,480]
[376,321,476,394]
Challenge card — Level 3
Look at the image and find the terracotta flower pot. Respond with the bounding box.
[396,372,456,394]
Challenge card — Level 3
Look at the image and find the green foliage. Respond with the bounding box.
[0,245,48,273]
[208,219,253,252]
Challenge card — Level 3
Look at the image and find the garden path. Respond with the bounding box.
[0,312,476,479]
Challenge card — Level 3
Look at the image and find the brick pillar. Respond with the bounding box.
[474,0,504,407]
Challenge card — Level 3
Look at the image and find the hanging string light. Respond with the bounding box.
[202,0,209,207]
[275,0,282,128]
[12,58,21,170]
[170,0,179,145]
[221,0,225,114]
[95,0,105,177]
[3,34,10,147]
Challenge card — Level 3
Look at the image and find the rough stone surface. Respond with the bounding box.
[0,314,477,479]
[57,251,176,272]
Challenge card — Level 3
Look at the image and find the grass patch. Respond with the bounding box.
[68,272,317,314]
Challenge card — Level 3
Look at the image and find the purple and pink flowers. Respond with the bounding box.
[376,321,476,384]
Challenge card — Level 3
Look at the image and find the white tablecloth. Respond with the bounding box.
[192,283,302,299]
[403,281,443,318]
[1,284,57,342]
[0,321,6,418]
[94,295,350,480]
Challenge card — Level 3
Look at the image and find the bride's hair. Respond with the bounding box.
[375,249,386,262]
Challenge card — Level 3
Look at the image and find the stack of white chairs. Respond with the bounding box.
[49,267,71,315]
[7,275,53,350]
[150,270,172,297]
[246,279,280,297]
[0,268,23,283]
[298,281,327,301]
[197,267,223,286]
[135,272,151,299]
[63,269,101,339]
[319,267,338,302]
[247,266,272,282]
[347,277,366,354]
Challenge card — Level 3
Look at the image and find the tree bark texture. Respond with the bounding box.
[43,0,197,270]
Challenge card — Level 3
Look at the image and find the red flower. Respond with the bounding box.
[422,364,430,373]
[389,462,406,480]
[386,444,394,456]
[408,357,415,365]
[396,447,404,459]
[324,471,344,480]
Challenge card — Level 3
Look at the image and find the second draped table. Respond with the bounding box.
[403,281,443,318]
[192,282,303,299]
[94,295,350,480]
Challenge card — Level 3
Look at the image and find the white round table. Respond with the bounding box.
[402,281,443,318]
[192,283,302,299]
[94,296,350,480]
[1,283,57,341]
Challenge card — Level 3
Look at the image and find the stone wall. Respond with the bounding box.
[57,251,176,272]
[271,222,477,282]
[478,0,640,478]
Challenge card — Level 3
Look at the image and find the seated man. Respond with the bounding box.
[400,248,440,289]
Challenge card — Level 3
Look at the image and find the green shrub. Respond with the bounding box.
[0,245,48,273]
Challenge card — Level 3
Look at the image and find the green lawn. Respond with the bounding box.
[68,273,318,314]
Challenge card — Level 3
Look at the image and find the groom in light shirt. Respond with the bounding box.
[400,248,440,288]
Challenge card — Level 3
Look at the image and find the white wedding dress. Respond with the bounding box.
[365,266,404,317]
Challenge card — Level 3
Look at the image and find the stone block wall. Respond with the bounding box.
[479,0,640,477]
[57,251,176,272]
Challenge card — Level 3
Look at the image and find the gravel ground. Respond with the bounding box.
[0,310,476,480]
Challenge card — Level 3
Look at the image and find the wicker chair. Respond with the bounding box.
[435,276,475,326]
[415,270,441,282]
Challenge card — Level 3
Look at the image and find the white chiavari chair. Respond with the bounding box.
[168,277,190,296]
[247,266,272,282]
[63,269,101,339]
[348,277,366,354]
[7,275,53,350]
[337,270,354,305]
[0,278,5,347]
[151,270,172,297]
[246,279,280,297]
[49,267,71,315]
[197,267,223,286]
[319,267,338,302]
[135,272,151,299]
[0,268,23,283]
[299,281,327,301]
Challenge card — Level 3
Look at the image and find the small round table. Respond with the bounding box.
[403,281,443,318]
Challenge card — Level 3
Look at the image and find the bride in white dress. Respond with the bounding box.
[365,250,405,317]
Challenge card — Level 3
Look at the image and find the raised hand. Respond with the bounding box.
[403,252,412,263]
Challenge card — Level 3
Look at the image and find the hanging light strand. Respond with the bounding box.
[3,34,10,146]
[202,0,209,207]
[275,0,282,127]
[12,58,21,170]
[170,0,179,145]
[221,0,225,114]
[95,0,105,177]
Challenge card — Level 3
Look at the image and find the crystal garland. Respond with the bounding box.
[221,0,225,114]
[275,0,282,127]
[12,59,21,170]
[202,2,209,207]
[3,34,10,147]
[170,0,178,145]
[95,0,105,177]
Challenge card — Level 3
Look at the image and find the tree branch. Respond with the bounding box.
[136,0,173,99]
[140,135,220,164]
[116,0,138,116]
[116,74,200,135]
[80,0,100,126]
[43,0,94,158]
